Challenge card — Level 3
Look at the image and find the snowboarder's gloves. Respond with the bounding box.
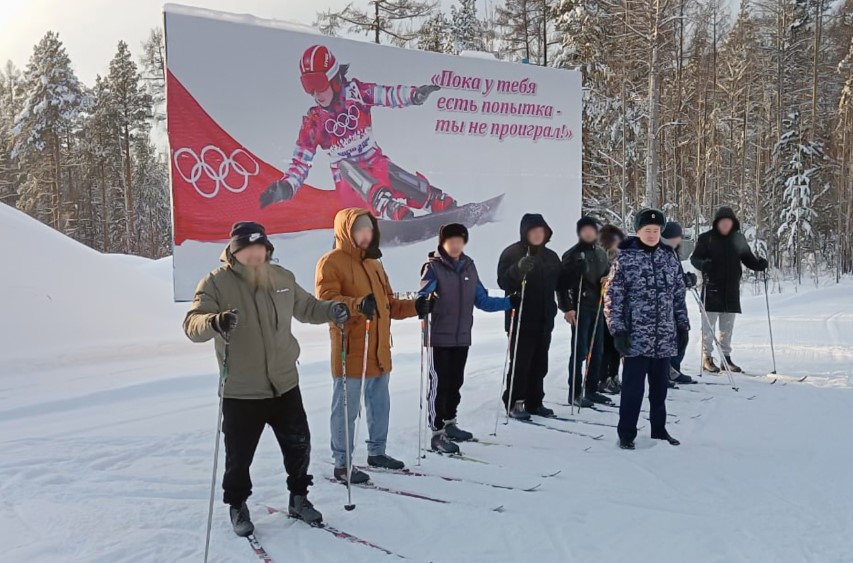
[358,293,378,318]
[212,309,239,335]
[509,292,522,310]
[756,258,768,271]
[518,256,536,275]
[412,84,440,105]
[259,179,294,209]
[683,272,698,289]
[700,259,714,273]
[613,332,632,356]
[331,302,350,325]
[415,295,433,319]
[576,254,589,275]
[677,328,690,350]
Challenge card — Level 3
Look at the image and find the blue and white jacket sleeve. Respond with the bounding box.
[419,262,438,297]
[474,280,512,312]
[604,257,628,335]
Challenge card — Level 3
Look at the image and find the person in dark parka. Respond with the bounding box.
[689,207,767,373]
[418,223,515,453]
[605,209,689,450]
[497,214,564,419]
[661,221,698,385]
[559,217,613,406]
[598,224,625,394]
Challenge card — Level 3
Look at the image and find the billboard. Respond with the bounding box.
[165,4,582,301]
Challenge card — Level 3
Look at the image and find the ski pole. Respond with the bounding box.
[580,290,605,412]
[570,266,584,416]
[689,288,739,391]
[417,316,426,466]
[339,324,355,511]
[505,276,528,425]
[698,276,705,378]
[349,315,373,507]
[763,272,777,374]
[492,307,516,436]
[203,330,231,563]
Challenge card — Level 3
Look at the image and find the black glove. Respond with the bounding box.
[412,84,440,105]
[700,259,714,274]
[683,272,698,289]
[576,254,588,275]
[212,309,239,335]
[518,255,536,276]
[677,328,690,350]
[613,332,632,356]
[358,293,378,318]
[509,292,522,310]
[756,258,768,272]
[415,295,433,319]
[259,179,294,209]
[331,302,350,325]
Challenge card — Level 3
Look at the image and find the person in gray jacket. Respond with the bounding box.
[418,223,516,453]
[184,221,349,536]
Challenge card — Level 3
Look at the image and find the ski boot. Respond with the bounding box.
[618,438,635,450]
[651,431,681,446]
[572,395,594,409]
[425,185,457,213]
[289,494,323,526]
[229,502,255,537]
[431,430,460,454]
[526,405,556,417]
[444,419,474,442]
[586,391,614,405]
[508,400,531,420]
[724,356,743,373]
[702,357,721,374]
[372,188,415,220]
[674,372,695,384]
[367,454,405,470]
[334,466,370,484]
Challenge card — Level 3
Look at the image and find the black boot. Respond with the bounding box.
[702,357,721,374]
[508,400,531,420]
[229,502,254,537]
[444,420,474,442]
[334,466,370,484]
[618,437,635,450]
[572,395,594,409]
[367,454,405,470]
[289,494,323,526]
[430,430,460,454]
[586,391,614,405]
[724,356,742,373]
[652,431,681,446]
[526,405,556,417]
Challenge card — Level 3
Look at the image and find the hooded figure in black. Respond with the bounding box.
[497,214,564,419]
[690,207,767,373]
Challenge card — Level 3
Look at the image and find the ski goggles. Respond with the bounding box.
[300,72,331,95]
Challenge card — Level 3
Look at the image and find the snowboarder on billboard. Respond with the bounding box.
[259,45,458,221]
[183,222,350,536]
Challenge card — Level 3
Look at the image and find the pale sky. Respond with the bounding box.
[0,0,354,84]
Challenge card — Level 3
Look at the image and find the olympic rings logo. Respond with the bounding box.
[173,145,260,199]
[325,106,361,137]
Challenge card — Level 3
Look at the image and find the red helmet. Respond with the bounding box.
[299,45,340,95]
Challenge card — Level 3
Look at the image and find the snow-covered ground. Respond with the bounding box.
[1,203,852,563]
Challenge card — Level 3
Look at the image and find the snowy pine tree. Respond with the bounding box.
[417,12,452,53]
[12,31,85,230]
[449,0,486,54]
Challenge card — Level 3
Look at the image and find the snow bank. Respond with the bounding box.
[0,203,186,366]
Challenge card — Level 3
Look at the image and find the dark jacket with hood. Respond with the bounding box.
[559,241,611,313]
[497,214,563,334]
[604,237,690,358]
[690,207,763,313]
[419,247,510,347]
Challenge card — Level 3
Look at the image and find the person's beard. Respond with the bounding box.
[244,262,272,291]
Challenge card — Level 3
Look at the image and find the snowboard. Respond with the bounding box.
[378,194,505,246]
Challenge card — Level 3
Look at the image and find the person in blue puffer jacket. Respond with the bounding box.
[604,209,690,450]
[418,223,517,453]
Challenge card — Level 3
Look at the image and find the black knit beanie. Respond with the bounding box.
[439,223,469,245]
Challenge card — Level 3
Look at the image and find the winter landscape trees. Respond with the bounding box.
[0,0,851,273]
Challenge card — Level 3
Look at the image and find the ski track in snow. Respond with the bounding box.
[1,206,852,562]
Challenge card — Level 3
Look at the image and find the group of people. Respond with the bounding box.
[183,204,767,537]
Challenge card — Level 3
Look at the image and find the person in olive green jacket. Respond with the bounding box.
[184,221,349,537]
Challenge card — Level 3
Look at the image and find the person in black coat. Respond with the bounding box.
[497,213,564,419]
[690,207,767,373]
[661,221,697,385]
[559,217,613,407]
[598,224,625,394]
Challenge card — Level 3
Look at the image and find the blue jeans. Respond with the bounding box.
[569,308,604,397]
[330,373,390,468]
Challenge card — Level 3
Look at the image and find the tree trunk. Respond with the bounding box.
[122,123,135,253]
[644,0,662,209]
[52,132,62,230]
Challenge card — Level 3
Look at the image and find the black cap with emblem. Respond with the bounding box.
[633,208,666,231]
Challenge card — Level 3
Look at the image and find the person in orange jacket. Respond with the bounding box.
[315,208,423,483]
